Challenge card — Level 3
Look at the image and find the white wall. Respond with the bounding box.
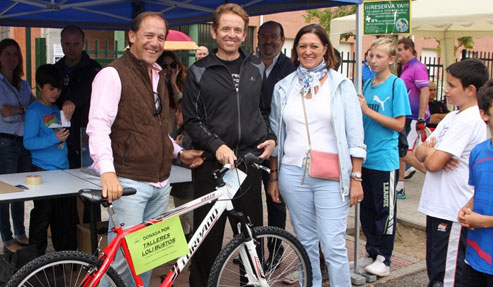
[41,28,63,64]
[338,42,352,76]
[283,38,294,58]
[421,48,437,60]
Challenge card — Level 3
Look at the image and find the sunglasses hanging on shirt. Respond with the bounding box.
[153,91,162,116]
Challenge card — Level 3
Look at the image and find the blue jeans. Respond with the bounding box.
[0,136,31,244]
[102,177,171,287]
[279,164,351,287]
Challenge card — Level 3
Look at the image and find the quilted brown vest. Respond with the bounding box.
[108,50,173,182]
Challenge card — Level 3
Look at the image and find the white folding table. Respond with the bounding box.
[0,166,191,253]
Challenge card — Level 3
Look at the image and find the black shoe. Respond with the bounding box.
[263,250,283,271]
[3,246,14,261]
[15,239,29,247]
[233,255,241,265]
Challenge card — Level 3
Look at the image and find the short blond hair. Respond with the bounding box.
[370,37,396,58]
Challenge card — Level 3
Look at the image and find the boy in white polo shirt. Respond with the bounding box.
[416,59,489,287]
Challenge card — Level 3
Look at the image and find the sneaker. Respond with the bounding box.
[396,188,406,199]
[404,167,416,179]
[364,255,389,277]
[357,253,374,268]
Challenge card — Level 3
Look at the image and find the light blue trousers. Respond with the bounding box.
[102,177,171,287]
[279,164,351,287]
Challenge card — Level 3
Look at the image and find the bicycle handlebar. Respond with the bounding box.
[213,153,269,187]
[78,187,136,205]
[79,153,267,204]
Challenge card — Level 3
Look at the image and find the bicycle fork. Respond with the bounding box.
[228,210,270,287]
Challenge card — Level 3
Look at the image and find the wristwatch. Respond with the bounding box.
[351,172,362,181]
[177,149,184,160]
[416,117,426,131]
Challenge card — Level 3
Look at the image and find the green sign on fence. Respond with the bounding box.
[364,0,411,35]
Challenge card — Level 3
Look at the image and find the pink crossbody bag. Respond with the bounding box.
[300,90,341,184]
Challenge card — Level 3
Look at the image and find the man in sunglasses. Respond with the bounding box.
[182,4,276,286]
[86,12,203,287]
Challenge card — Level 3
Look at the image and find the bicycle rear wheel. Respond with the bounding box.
[208,226,312,287]
[7,250,124,287]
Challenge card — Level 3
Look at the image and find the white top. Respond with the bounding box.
[265,53,280,78]
[282,79,337,167]
[418,106,487,221]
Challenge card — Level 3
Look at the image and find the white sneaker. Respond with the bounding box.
[357,253,374,268]
[364,255,390,277]
[404,167,416,179]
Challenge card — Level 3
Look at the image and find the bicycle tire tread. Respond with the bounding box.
[207,226,312,287]
[7,250,125,287]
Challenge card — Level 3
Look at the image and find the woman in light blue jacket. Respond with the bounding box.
[0,39,34,254]
[267,24,366,287]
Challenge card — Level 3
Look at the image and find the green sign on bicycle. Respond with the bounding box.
[126,215,189,274]
[364,0,411,34]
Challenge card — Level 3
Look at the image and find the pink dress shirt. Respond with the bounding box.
[87,62,181,187]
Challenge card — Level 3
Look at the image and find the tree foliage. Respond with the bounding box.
[303,5,356,34]
[455,36,474,53]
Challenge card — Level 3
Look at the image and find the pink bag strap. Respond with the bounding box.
[300,90,312,151]
[300,91,311,185]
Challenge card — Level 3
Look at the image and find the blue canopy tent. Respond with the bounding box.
[0,0,360,29]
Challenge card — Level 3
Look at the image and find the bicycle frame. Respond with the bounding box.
[83,167,267,287]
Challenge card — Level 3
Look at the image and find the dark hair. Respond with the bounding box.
[396,37,416,76]
[212,3,249,32]
[397,37,416,56]
[477,80,493,116]
[157,51,187,91]
[0,38,23,88]
[130,11,168,37]
[36,64,63,89]
[61,25,85,40]
[291,24,336,69]
[446,58,489,92]
[258,21,284,38]
[333,48,341,70]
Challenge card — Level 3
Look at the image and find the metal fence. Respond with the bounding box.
[82,23,256,67]
[338,52,446,100]
[462,49,493,80]
[420,56,445,101]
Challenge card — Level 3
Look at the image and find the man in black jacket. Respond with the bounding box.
[183,3,276,286]
[257,20,295,268]
[55,25,101,169]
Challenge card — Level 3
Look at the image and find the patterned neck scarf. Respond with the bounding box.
[296,60,327,97]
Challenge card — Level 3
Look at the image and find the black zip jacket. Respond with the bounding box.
[182,47,276,159]
[260,52,295,115]
[55,51,101,148]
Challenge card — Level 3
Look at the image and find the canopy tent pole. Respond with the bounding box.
[350,4,368,286]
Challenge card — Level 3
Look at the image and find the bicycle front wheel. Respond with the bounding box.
[208,226,312,287]
[7,250,125,287]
